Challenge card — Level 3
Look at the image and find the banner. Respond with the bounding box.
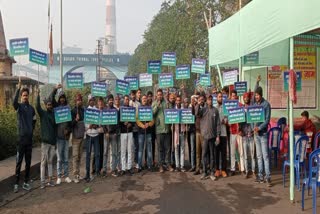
[180,109,195,124]
[228,107,246,124]
[91,82,107,97]
[191,58,206,74]
[200,73,210,86]
[147,60,161,74]
[115,79,129,95]
[162,52,176,67]
[244,51,259,65]
[176,65,190,79]
[234,81,247,96]
[138,106,153,121]
[84,108,100,125]
[124,76,139,90]
[159,73,174,88]
[29,48,47,66]
[246,106,265,123]
[164,109,180,124]
[223,100,239,116]
[283,71,302,92]
[101,109,118,125]
[223,69,238,86]
[54,106,72,124]
[120,107,136,122]
[9,37,29,56]
[139,73,152,87]
[67,73,83,89]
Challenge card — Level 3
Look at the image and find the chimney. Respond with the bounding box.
[0,10,7,55]
[104,0,117,55]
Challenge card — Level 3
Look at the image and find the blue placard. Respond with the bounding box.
[148,60,161,74]
[212,94,218,106]
[9,37,29,56]
[84,108,101,125]
[228,107,246,124]
[124,76,139,90]
[91,82,107,97]
[67,73,83,89]
[164,109,181,124]
[200,73,211,86]
[120,107,136,122]
[176,65,190,79]
[223,100,239,116]
[116,79,129,95]
[191,58,206,74]
[138,106,153,121]
[162,52,176,67]
[139,73,152,87]
[246,106,265,123]
[234,81,247,96]
[29,48,48,66]
[101,109,118,125]
[54,106,72,124]
[159,73,174,88]
[180,109,194,124]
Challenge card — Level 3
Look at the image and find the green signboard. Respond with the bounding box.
[246,106,265,123]
[148,60,161,74]
[164,109,180,124]
[124,76,139,90]
[234,81,247,96]
[120,107,136,122]
[139,73,152,87]
[191,58,206,74]
[159,73,174,88]
[176,65,190,79]
[67,73,83,89]
[116,79,129,95]
[244,51,259,65]
[29,48,47,66]
[9,37,29,56]
[283,71,302,92]
[101,109,118,125]
[223,100,239,116]
[228,107,246,124]
[54,106,72,124]
[162,52,176,67]
[180,109,195,124]
[91,82,107,97]
[200,73,210,86]
[138,106,153,121]
[84,108,100,125]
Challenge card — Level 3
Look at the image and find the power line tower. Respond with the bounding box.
[96,39,103,82]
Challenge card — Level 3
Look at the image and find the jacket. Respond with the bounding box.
[136,105,155,134]
[36,95,56,145]
[85,105,100,137]
[152,99,169,134]
[216,103,227,137]
[253,97,271,135]
[106,105,120,134]
[196,103,221,140]
[71,106,85,139]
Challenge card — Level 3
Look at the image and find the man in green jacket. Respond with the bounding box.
[152,89,173,173]
[36,88,57,189]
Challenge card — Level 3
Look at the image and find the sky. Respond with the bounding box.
[0,0,164,54]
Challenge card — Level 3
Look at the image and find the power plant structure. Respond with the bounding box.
[104,0,117,55]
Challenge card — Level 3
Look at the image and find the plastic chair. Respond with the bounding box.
[282,135,309,190]
[268,127,281,168]
[313,131,320,150]
[301,148,320,214]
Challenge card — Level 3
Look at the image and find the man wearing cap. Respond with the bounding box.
[253,82,272,187]
[71,93,85,183]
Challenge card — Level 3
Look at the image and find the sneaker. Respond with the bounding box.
[13,184,19,193]
[254,176,264,183]
[188,167,195,172]
[200,173,208,180]
[181,167,186,172]
[56,178,62,185]
[22,182,31,191]
[74,176,80,184]
[159,166,164,173]
[214,170,221,177]
[168,165,174,172]
[47,181,55,187]
[221,171,228,178]
[193,170,200,175]
[111,171,118,177]
[65,177,72,183]
[266,178,272,187]
[40,182,46,189]
[210,175,217,181]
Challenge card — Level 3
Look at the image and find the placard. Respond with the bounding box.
[138,106,153,121]
[159,73,174,88]
[91,82,107,97]
[223,69,238,86]
[180,109,194,124]
[54,106,72,124]
[116,79,129,95]
[67,73,83,89]
[246,106,265,123]
[162,52,176,67]
[148,60,161,74]
[228,107,246,124]
[120,107,136,122]
[139,73,152,87]
[84,108,100,125]
[200,73,210,86]
[29,48,47,66]
[164,109,180,124]
[191,58,206,74]
[124,76,139,90]
[234,81,247,96]
[9,37,29,56]
[176,65,190,79]
[101,109,118,125]
[223,100,239,116]
[244,51,259,65]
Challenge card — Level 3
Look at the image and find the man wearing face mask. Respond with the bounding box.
[36,88,56,189]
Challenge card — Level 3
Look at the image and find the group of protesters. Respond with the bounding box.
[12,75,273,193]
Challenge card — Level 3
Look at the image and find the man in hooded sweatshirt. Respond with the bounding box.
[50,84,72,184]
[36,88,56,189]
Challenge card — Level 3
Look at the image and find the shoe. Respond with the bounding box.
[102,171,107,177]
[210,175,217,181]
[174,167,180,172]
[181,167,186,172]
[65,177,72,183]
[22,182,31,191]
[47,181,55,187]
[193,170,200,175]
[200,174,208,180]
[188,167,195,172]
[168,165,174,172]
[111,171,118,177]
[148,167,153,172]
[84,177,91,183]
[266,178,272,187]
[229,171,236,176]
[137,168,142,173]
[159,166,164,173]
[13,184,19,193]
[40,182,46,189]
[128,169,134,176]
[254,176,264,183]
[90,175,95,182]
[221,171,227,178]
[214,170,221,177]
[245,172,249,179]
[56,178,62,185]
[119,170,125,176]
[74,176,80,183]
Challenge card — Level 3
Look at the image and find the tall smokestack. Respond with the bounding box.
[104,0,117,55]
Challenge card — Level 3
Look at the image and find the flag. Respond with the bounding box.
[49,24,53,65]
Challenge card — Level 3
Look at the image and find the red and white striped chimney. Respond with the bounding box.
[104,0,117,55]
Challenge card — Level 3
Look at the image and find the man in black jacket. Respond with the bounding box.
[13,81,36,193]
[36,89,56,189]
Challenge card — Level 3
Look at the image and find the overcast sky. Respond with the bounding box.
[1,0,163,54]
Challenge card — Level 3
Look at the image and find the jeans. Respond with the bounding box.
[72,138,84,176]
[85,135,100,177]
[110,134,120,171]
[242,136,256,173]
[215,136,227,171]
[133,131,139,165]
[102,134,110,172]
[230,134,237,171]
[56,139,69,178]
[174,132,186,168]
[202,138,215,174]
[195,131,203,171]
[93,133,104,173]
[189,132,196,169]
[255,133,270,179]
[121,132,133,171]
[138,132,153,168]
[157,133,171,166]
[15,141,32,184]
[40,143,55,183]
